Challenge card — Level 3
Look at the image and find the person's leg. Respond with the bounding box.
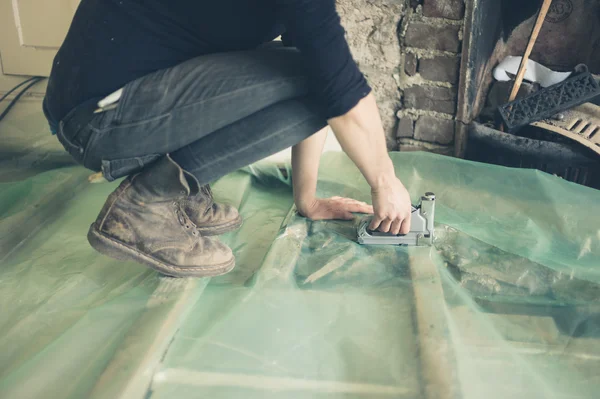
[87,154,237,278]
[171,97,326,185]
[172,96,326,234]
[85,95,326,277]
[81,46,313,180]
[65,46,327,277]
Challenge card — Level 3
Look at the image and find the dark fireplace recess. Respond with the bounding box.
[456,0,600,189]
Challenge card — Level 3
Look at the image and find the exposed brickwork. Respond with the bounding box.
[397,117,415,138]
[404,23,461,52]
[404,53,418,76]
[403,85,457,114]
[339,0,466,148]
[396,0,465,148]
[414,115,455,144]
[418,55,460,83]
[423,0,465,20]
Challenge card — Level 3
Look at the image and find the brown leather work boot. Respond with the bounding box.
[180,184,242,236]
[87,155,235,277]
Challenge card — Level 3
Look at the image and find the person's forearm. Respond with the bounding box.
[327,93,396,189]
[292,127,328,206]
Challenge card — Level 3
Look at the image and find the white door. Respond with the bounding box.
[0,0,79,76]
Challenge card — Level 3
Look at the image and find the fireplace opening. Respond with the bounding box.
[458,0,600,189]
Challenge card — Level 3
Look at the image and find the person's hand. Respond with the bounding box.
[296,197,373,221]
[369,176,412,235]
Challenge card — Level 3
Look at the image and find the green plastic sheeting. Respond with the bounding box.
[1,117,600,399]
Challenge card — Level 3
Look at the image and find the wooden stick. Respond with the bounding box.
[508,0,553,102]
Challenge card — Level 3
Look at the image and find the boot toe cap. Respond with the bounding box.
[151,238,235,277]
[197,205,243,235]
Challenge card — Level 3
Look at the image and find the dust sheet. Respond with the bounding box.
[1,106,599,399]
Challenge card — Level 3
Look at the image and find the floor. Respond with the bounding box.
[1,95,600,399]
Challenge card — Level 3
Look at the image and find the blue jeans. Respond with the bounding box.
[51,45,327,184]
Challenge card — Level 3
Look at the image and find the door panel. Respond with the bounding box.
[14,0,79,48]
[0,0,78,76]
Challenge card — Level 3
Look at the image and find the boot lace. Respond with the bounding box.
[173,202,200,237]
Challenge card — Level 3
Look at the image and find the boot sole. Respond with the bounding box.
[87,225,235,278]
[197,215,243,236]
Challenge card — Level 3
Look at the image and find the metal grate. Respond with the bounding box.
[568,118,600,142]
[498,71,600,132]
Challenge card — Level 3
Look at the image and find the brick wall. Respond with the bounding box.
[396,0,465,154]
[338,0,466,152]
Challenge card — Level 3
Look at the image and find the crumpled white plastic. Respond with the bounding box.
[493,56,572,88]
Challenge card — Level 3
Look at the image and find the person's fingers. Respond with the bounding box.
[346,202,374,214]
[302,198,374,221]
[390,218,403,235]
[342,197,362,204]
[348,198,373,213]
[360,204,374,214]
[337,197,368,206]
[378,218,392,233]
[369,215,383,230]
[399,216,411,235]
[350,199,370,207]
